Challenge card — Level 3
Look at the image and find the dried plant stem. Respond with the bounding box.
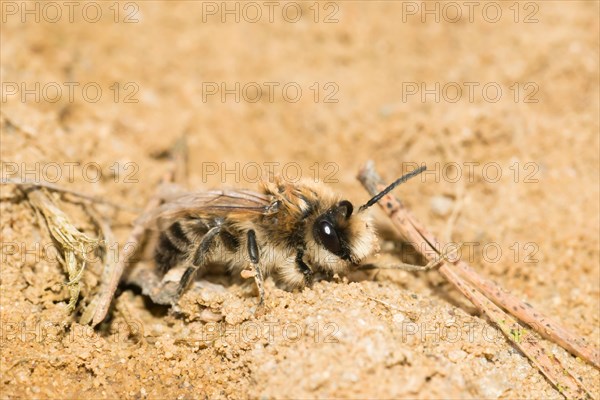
[82,136,188,326]
[80,205,119,325]
[362,166,598,369]
[3,178,140,212]
[25,187,99,312]
[452,259,600,369]
[81,170,174,326]
[442,264,591,399]
[357,161,598,398]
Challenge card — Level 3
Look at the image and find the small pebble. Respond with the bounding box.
[448,349,467,362]
[430,195,454,217]
[393,313,405,323]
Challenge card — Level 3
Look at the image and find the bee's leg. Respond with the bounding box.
[365,259,442,272]
[296,249,313,286]
[177,226,221,296]
[247,229,264,306]
[361,243,463,272]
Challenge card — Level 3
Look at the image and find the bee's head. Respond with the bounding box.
[305,166,426,275]
[307,199,378,274]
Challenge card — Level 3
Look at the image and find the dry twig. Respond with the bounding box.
[81,136,188,326]
[80,170,176,326]
[357,161,598,399]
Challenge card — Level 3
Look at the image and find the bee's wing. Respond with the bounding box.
[138,189,277,230]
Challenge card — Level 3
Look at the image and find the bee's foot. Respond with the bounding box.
[252,300,267,317]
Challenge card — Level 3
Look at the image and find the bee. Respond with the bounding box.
[147,166,426,305]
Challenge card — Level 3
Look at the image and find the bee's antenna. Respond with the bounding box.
[358,165,426,212]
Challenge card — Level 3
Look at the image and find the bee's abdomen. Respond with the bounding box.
[154,220,198,273]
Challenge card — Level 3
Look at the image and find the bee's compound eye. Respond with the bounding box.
[318,220,341,255]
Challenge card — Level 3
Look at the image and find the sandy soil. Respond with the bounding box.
[1,1,599,398]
